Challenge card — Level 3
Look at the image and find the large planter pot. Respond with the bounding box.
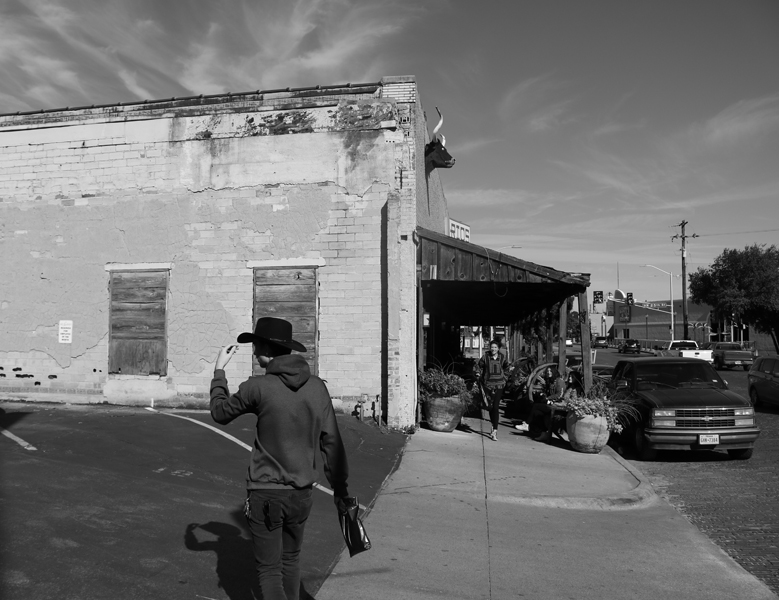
[566,413,610,453]
[422,396,465,432]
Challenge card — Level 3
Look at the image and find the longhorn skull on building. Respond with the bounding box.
[424,107,455,169]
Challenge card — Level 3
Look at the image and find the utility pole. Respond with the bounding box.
[672,221,698,340]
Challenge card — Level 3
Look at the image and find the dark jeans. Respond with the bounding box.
[485,385,504,430]
[529,403,553,437]
[245,487,314,600]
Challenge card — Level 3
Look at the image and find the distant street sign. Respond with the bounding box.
[645,302,669,309]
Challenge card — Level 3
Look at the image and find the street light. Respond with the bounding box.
[641,265,675,340]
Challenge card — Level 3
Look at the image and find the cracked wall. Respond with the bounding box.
[0,99,405,402]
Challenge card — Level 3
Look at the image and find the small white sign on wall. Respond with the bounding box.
[59,320,73,344]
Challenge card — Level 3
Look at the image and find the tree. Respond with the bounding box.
[689,244,779,352]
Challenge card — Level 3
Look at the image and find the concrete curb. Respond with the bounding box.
[488,444,658,511]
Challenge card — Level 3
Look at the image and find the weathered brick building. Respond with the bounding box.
[0,75,590,430]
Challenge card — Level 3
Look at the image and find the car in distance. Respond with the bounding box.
[748,357,779,407]
[618,338,641,354]
[653,340,714,364]
[593,336,609,348]
[711,342,754,371]
[610,357,759,461]
[565,339,573,347]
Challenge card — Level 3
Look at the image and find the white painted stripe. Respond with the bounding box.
[1,427,38,451]
[145,408,361,508]
[146,407,252,450]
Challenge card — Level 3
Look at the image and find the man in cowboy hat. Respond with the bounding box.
[210,317,349,600]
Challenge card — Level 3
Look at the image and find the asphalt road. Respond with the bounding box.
[5,349,778,597]
[592,346,779,595]
[0,403,406,600]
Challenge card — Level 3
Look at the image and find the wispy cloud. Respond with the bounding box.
[553,149,681,207]
[527,99,576,132]
[662,181,779,211]
[179,1,419,94]
[699,94,779,145]
[446,187,591,234]
[446,186,684,279]
[497,74,576,132]
[590,118,646,137]
[451,137,500,156]
[0,0,421,112]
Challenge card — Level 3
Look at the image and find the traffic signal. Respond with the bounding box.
[593,291,603,304]
[627,292,634,306]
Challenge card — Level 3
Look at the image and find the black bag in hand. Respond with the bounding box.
[338,497,371,557]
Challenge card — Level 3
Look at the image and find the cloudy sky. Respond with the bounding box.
[2,0,777,305]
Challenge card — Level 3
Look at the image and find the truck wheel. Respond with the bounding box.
[750,388,760,408]
[634,426,657,461]
[727,448,753,460]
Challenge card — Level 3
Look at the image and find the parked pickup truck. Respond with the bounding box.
[712,342,754,371]
[611,357,759,460]
[652,340,713,364]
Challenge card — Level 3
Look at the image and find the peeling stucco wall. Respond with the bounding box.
[0,97,403,402]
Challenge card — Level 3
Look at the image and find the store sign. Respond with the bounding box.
[448,219,470,242]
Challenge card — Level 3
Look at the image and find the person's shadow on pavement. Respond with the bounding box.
[185,518,258,600]
[184,510,317,600]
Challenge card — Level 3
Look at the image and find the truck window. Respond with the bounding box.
[635,362,725,390]
[671,342,697,350]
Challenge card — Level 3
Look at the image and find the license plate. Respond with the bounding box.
[734,361,741,365]
[699,434,719,445]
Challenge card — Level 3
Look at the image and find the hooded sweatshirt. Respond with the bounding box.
[210,354,349,497]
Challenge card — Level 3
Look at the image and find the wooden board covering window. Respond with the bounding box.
[109,270,168,375]
[253,268,317,376]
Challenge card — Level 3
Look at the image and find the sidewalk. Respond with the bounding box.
[317,416,778,600]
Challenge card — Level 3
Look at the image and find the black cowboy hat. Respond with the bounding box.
[237,317,307,352]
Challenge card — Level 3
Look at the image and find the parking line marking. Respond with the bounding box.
[145,407,252,450]
[1,427,37,451]
[144,408,354,506]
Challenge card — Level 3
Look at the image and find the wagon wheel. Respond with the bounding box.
[509,358,536,387]
[526,362,559,403]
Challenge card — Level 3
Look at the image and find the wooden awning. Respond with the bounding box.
[417,227,590,323]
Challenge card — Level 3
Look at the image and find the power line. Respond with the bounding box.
[696,228,779,238]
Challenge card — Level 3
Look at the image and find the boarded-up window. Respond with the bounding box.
[253,268,317,376]
[109,270,168,375]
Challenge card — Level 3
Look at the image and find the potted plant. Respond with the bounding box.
[418,366,473,432]
[561,381,639,453]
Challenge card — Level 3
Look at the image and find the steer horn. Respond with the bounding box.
[431,106,443,141]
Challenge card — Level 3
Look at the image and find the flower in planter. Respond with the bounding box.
[418,366,473,408]
[561,381,639,434]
